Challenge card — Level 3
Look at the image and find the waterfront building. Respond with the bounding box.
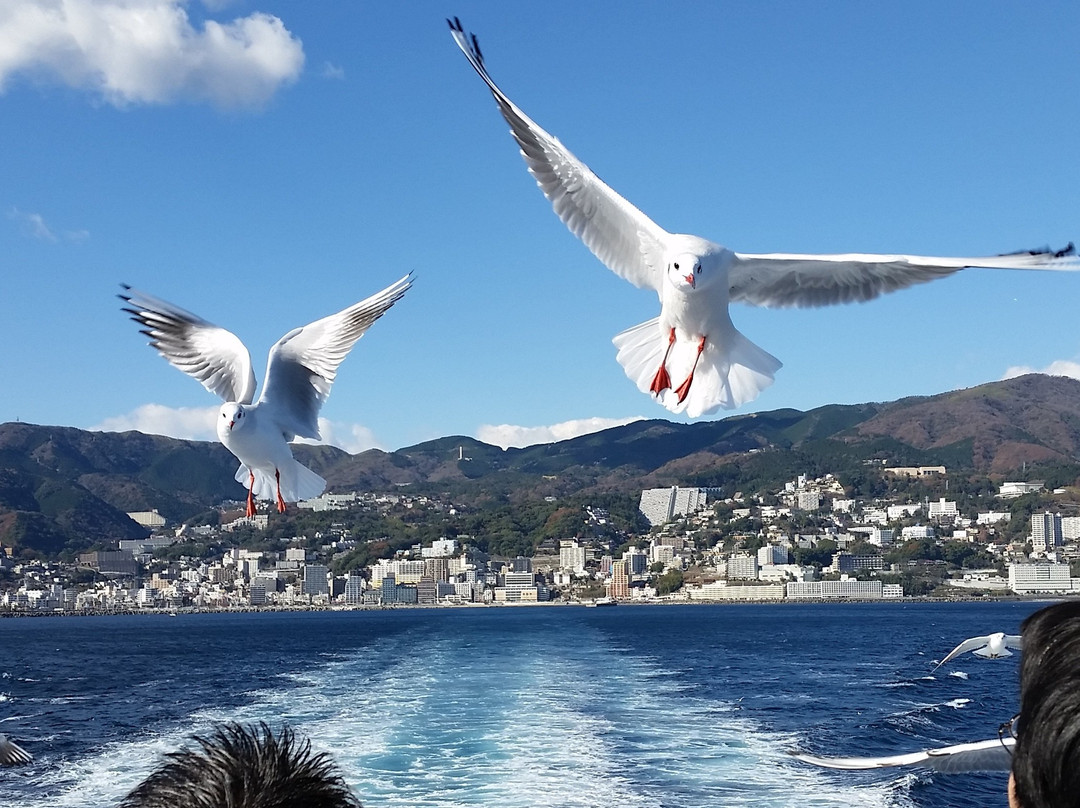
[416,575,437,605]
[607,561,630,600]
[1008,562,1076,594]
[625,548,649,575]
[344,573,365,605]
[302,564,329,597]
[786,579,884,599]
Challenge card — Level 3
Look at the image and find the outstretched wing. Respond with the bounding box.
[449,18,669,291]
[0,734,33,766]
[258,275,412,441]
[1004,634,1024,651]
[791,737,1013,773]
[729,244,1078,308]
[934,635,991,670]
[120,286,256,404]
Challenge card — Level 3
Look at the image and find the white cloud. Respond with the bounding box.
[1002,360,1080,382]
[93,402,219,440]
[294,420,383,454]
[8,207,89,241]
[0,0,304,109]
[476,416,647,450]
[92,403,384,453]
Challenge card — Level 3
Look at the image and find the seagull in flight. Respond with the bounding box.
[791,737,1012,773]
[0,733,33,766]
[934,632,1023,670]
[448,18,1079,418]
[121,276,411,517]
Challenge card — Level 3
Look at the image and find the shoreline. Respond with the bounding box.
[0,592,1067,620]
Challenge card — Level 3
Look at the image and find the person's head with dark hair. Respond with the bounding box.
[118,722,362,808]
[1009,600,1080,808]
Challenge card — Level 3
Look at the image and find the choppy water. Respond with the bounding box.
[0,601,1042,807]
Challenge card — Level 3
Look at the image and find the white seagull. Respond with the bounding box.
[934,632,1023,670]
[0,733,33,766]
[449,19,1079,418]
[791,737,1013,773]
[121,276,411,516]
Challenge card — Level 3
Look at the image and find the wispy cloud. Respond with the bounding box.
[1002,360,1080,382]
[9,207,90,242]
[92,403,384,454]
[320,61,344,80]
[0,0,304,110]
[477,416,647,450]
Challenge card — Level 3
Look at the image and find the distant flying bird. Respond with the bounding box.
[791,737,1012,773]
[0,733,33,766]
[121,276,411,516]
[934,632,1023,670]
[448,18,1080,418]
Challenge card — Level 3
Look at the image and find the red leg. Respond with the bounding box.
[275,469,287,513]
[674,336,707,404]
[245,472,256,517]
[649,328,677,394]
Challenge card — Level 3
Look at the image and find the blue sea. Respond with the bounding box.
[0,601,1043,808]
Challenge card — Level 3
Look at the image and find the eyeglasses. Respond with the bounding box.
[998,713,1020,755]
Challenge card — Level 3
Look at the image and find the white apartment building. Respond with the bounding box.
[1008,562,1076,594]
[928,499,958,519]
[901,525,935,540]
[978,511,1011,526]
[559,540,587,572]
[888,504,921,520]
[727,554,759,580]
[757,544,789,566]
[786,579,884,599]
[638,486,710,526]
[1062,516,1080,540]
[422,539,458,558]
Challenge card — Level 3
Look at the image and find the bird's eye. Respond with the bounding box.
[696,265,701,274]
[673,262,680,270]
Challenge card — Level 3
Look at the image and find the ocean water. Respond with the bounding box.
[0,600,1042,808]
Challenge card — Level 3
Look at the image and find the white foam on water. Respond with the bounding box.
[949,671,969,680]
[9,619,915,808]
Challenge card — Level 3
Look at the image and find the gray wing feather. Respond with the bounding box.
[0,734,33,766]
[448,18,668,291]
[790,737,1012,773]
[120,286,257,404]
[258,275,412,441]
[729,245,1078,309]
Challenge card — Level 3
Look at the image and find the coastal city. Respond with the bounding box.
[2,464,1078,614]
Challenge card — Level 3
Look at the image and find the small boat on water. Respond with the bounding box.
[588,597,617,607]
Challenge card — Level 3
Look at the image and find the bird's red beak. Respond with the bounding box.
[685,274,696,288]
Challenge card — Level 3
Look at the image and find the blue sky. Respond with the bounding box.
[2,1,1078,452]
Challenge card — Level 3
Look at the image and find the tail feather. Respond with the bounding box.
[234,461,326,504]
[613,318,781,417]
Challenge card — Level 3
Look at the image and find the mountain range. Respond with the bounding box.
[3,373,1079,557]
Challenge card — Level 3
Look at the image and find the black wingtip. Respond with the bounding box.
[471,32,483,62]
[1056,242,1076,259]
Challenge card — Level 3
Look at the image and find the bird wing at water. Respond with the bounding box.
[448,18,670,293]
[120,286,257,404]
[0,734,33,766]
[729,245,1079,309]
[257,274,413,441]
[791,737,1013,773]
[934,635,994,669]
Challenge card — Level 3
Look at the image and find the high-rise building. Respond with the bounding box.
[559,540,586,572]
[607,560,630,600]
[302,564,329,597]
[726,554,758,580]
[344,573,365,605]
[1031,512,1064,553]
